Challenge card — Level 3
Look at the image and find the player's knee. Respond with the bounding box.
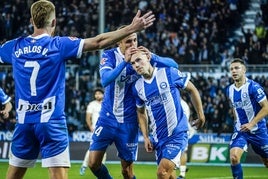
[263,158,268,168]
[230,154,240,164]
[264,163,268,168]
[88,160,100,171]
[157,169,168,178]
[121,167,130,178]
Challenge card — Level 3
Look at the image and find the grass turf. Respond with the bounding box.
[0,161,267,179]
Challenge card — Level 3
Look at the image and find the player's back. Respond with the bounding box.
[0,34,82,123]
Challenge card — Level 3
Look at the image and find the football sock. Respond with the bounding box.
[132,176,136,179]
[92,164,112,179]
[179,165,187,177]
[231,163,243,179]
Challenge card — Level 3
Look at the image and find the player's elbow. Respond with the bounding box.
[101,78,108,88]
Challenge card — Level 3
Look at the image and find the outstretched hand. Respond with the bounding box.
[130,10,155,32]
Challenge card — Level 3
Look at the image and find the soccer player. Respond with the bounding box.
[226,58,268,179]
[0,88,12,119]
[0,0,155,179]
[88,30,178,178]
[129,48,205,179]
[80,88,105,176]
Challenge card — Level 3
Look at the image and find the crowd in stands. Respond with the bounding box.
[0,0,268,134]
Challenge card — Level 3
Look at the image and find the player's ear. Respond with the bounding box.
[146,53,151,61]
[51,19,56,28]
[30,18,34,26]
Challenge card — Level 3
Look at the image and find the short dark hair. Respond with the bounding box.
[230,58,246,66]
[94,88,104,94]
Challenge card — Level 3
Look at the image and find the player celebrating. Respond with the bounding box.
[88,30,178,178]
[0,0,155,179]
[129,48,205,179]
[226,58,268,179]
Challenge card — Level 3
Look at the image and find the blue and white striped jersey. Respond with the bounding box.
[0,88,11,104]
[99,47,178,125]
[99,47,139,124]
[132,67,190,143]
[0,34,83,123]
[226,78,267,133]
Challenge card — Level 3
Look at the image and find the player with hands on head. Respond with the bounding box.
[129,47,205,179]
[88,27,178,179]
[226,58,268,179]
[0,0,155,179]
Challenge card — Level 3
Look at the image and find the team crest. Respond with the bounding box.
[100,58,107,65]
[160,82,167,89]
[242,92,248,98]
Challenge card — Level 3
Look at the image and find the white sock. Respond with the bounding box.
[180,165,187,177]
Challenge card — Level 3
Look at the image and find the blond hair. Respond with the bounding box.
[31,0,55,28]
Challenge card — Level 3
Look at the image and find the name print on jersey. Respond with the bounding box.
[14,46,48,58]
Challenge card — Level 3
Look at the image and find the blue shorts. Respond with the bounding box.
[230,131,268,158]
[90,119,139,162]
[11,120,69,160]
[153,131,188,168]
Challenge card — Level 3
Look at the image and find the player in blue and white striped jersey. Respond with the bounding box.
[226,58,268,179]
[0,0,155,179]
[129,48,205,179]
[0,88,12,119]
[88,31,178,178]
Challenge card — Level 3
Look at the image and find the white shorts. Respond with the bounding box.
[9,146,70,168]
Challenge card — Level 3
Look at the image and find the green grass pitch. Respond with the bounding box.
[0,161,267,179]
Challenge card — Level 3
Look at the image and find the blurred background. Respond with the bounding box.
[0,0,267,164]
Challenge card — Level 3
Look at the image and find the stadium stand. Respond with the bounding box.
[0,0,267,133]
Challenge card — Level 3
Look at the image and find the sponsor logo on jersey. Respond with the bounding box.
[100,58,107,65]
[68,36,78,41]
[17,101,53,112]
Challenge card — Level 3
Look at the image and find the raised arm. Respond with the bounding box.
[100,61,128,87]
[83,10,155,52]
[151,53,178,68]
[137,46,178,68]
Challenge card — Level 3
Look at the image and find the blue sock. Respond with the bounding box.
[132,176,136,179]
[92,164,112,179]
[231,163,243,179]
